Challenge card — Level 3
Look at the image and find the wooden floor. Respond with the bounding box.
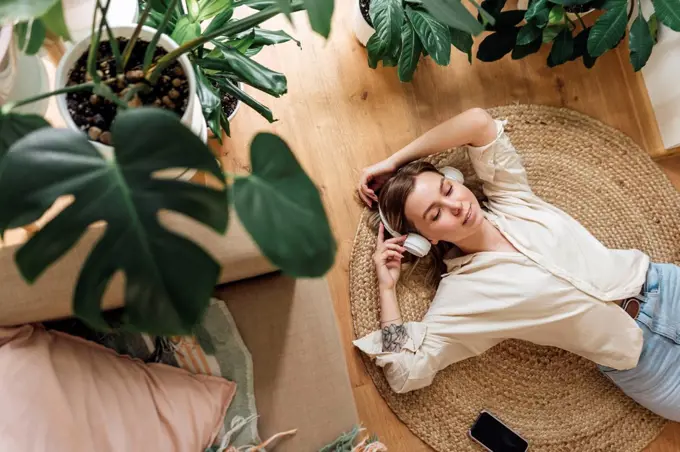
[218,3,680,451]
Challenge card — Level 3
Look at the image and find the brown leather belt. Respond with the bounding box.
[619,297,642,319]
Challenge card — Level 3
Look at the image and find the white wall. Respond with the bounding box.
[642,2,680,150]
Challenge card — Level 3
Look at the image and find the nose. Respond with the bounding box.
[441,198,464,216]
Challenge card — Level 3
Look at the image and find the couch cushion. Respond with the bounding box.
[0,324,236,452]
[0,212,275,326]
[218,274,358,451]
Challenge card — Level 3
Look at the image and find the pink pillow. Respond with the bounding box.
[0,325,236,452]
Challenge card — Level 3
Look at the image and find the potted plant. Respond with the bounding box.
[140,0,302,142]
[352,0,490,81]
[2,0,73,114]
[475,0,677,71]
[0,0,336,336]
[353,0,375,46]
[0,25,17,104]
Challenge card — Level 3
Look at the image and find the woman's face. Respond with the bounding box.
[403,171,484,245]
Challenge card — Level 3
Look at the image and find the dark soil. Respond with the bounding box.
[564,4,592,13]
[66,38,189,145]
[221,93,238,118]
[209,78,238,120]
[360,0,373,27]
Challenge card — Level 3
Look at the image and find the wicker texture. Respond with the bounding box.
[350,105,680,451]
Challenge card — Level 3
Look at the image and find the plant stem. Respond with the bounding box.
[121,82,149,103]
[87,0,114,82]
[98,0,123,72]
[576,12,587,29]
[224,171,247,182]
[467,0,482,10]
[627,0,634,21]
[7,82,95,110]
[143,0,180,72]
[122,1,153,70]
[146,0,305,83]
[87,0,101,82]
[468,0,494,26]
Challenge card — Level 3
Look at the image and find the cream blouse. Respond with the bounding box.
[353,120,648,394]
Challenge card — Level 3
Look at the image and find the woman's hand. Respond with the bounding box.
[374,224,407,291]
[358,159,397,207]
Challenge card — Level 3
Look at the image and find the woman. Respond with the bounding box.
[354,108,680,421]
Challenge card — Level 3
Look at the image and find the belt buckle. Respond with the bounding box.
[622,298,641,319]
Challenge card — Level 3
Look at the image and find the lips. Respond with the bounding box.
[462,203,472,225]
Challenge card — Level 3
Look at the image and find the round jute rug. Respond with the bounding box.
[349,105,680,451]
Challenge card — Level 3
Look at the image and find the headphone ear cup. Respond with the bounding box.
[440,166,465,184]
[403,234,431,258]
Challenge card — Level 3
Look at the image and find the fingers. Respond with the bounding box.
[384,243,407,253]
[384,235,407,245]
[382,250,403,261]
[360,171,372,187]
[358,182,378,207]
[375,227,408,265]
[374,237,404,262]
[358,188,372,207]
[385,258,402,270]
[358,168,381,207]
[363,184,378,202]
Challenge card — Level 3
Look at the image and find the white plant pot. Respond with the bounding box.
[0,26,16,104]
[62,0,139,42]
[353,0,375,47]
[0,26,50,115]
[202,78,242,145]
[206,82,242,139]
[227,95,241,122]
[55,25,204,180]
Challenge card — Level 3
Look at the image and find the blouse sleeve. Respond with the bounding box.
[467,119,532,199]
[353,322,482,393]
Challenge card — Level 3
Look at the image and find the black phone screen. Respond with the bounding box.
[469,412,528,452]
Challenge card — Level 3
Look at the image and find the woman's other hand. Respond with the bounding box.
[374,224,407,291]
[358,159,397,207]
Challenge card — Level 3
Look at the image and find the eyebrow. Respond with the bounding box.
[422,177,445,220]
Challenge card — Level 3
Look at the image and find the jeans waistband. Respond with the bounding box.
[644,264,660,295]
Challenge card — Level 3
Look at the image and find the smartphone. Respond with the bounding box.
[469,410,529,452]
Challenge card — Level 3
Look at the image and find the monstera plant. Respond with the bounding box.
[8,0,70,55]
[0,0,336,336]
[475,0,678,71]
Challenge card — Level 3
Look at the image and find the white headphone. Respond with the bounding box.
[378,166,465,258]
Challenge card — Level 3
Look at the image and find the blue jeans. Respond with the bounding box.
[598,263,680,421]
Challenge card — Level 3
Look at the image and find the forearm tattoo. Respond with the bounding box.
[382,324,409,353]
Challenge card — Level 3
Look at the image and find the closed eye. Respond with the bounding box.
[433,208,441,221]
[446,185,453,196]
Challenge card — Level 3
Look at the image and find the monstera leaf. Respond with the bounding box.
[0,112,50,158]
[0,108,228,335]
[233,133,336,278]
[0,0,58,21]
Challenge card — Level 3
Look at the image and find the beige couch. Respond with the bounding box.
[0,211,358,451]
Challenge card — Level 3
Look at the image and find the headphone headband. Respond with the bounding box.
[378,206,401,238]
